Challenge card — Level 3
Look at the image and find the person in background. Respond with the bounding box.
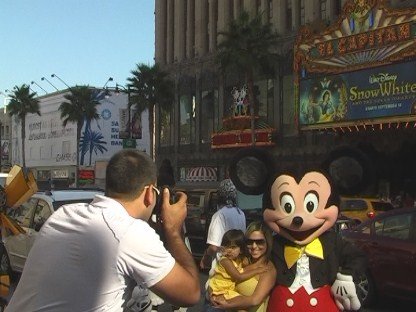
[211,221,276,312]
[200,179,246,271]
[6,150,200,311]
[207,229,267,311]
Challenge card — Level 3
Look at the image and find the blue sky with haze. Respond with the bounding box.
[0,0,155,105]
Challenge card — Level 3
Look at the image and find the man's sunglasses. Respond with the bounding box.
[246,238,266,247]
[145,185,161,196]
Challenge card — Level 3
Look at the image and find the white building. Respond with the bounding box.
[11,88,150,189]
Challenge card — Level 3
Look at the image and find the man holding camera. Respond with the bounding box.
[6,150,200,311]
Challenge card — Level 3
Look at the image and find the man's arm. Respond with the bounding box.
[200,244,219,269]
[150,190,200,307]
[200,212,224,270]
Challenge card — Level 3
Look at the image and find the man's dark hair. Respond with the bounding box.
[105,150,157,200]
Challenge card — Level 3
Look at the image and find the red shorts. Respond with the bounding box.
[267,285,339,312]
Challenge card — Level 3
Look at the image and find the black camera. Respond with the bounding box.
[153,185,176,217]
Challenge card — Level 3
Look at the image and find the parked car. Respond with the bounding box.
[339,196,394,224]
[341,207,416,306]
[334,215,356,232]
[1,188,103,275]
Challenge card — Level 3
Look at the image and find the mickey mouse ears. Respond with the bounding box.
[322,145,375,195]
[229,148,275,195]
[229,146,374,196]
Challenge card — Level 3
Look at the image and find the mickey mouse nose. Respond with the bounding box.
[292,216,303,227]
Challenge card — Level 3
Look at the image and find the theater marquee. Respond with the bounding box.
[294,0,416,130]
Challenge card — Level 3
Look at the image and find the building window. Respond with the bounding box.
[286,0,292,30]
[179,94,196,145]
[255,80,268,118]
[254,79,274,121]
[267,79,274,121]
[320,0,327,20]
[269,0,273,19]
[5,125,9,135]
[159,107,172,146]
[40,146,50,160]
[205,6,209,53]
[200,89,219,144]
[335,0,342,16]
[300,0,305,25]
[30,147,35,159]
[62,141,70,154]
[283,74,296,136]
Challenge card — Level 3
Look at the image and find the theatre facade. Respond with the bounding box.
[155,0,416,196]
[293,0,416,196]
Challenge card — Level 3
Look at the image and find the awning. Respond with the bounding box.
[186,167,217,182]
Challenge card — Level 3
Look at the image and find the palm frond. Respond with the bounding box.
[216,10,280,78]
[7,84,41,119]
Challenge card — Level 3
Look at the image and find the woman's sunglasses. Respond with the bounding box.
[246,238,266,247]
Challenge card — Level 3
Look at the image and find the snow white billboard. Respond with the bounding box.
[299,60,416,126]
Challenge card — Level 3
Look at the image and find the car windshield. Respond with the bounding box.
[340,199,367,211]
[371,201,394,212]
[52,199,95,211]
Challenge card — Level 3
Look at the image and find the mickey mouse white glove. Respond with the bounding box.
[331,272,361,311]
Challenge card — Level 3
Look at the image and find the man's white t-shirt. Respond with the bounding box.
[206,205,246,248]
[6,195,175,312]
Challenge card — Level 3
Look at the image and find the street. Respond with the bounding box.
[159,271,414,312]
[6,270,413,311]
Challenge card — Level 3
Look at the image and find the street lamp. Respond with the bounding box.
[41,77,59,91]
[103,77,113,89]
[31,81,47,94]
[51,74,71,89]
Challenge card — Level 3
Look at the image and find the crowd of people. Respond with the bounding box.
[3,150,366,312]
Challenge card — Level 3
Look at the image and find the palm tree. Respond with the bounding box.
[127,63,174,158]
[216,10,280,145]
[7,84,41,167]
[59,86,100,187]
[80,130,108,166]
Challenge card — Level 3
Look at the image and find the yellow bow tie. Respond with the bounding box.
[284,238,324,269]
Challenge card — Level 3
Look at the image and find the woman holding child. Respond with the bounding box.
[209,221,276,312]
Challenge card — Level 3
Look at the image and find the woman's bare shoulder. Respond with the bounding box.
[264,261,277,274]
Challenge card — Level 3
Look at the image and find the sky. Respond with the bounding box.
[0,0,155,106]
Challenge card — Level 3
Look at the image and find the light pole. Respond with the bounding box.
[0,90,11,108]
[31,81,47,94]
[41,77,59,91]
[103,77,113,89]
[51,74,71,89]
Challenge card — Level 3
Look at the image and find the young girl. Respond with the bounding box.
[207,229,267,310]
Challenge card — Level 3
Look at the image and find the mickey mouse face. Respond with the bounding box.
[263,171,338,245]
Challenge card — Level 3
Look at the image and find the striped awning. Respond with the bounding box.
[186,167,217,182]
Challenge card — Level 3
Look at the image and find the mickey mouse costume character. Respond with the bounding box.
[229,148,367,312]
